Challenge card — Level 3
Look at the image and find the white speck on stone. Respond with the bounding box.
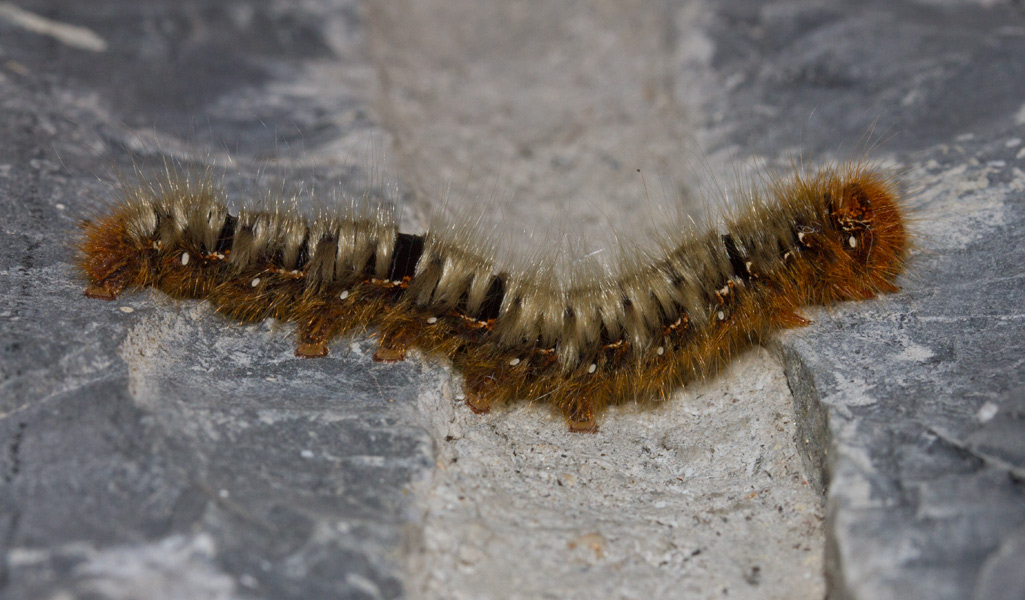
[1006,138,1022,148]
[119,306,134,313]
[180,252,189,266]
[218,489,229,499]
[345,573,383,598]
[894,341,935,363]
[977,401,999,423]
[70,534,234,600]
[300,449,314,459]
[55,203,66,210]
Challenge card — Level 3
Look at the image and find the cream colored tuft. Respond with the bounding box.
[117,162,401,287]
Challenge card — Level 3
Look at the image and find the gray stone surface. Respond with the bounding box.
[704,3,1025,599]
[1,2,432,600]
[1,1,1024,600]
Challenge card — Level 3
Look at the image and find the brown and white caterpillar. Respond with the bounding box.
[77,161,909,432]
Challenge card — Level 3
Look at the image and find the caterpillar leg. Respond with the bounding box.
[295,340,329,358]
[458,356,528,414]
[546,369,606,433]
[563,400,599,434]
[84,281,124,301]
[462,372,499,414]
[294,308,334,358]
[372,331,409,363]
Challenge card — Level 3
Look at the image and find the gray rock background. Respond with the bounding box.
[1,1,1023,600]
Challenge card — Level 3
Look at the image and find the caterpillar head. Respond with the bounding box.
[825,173,909,298]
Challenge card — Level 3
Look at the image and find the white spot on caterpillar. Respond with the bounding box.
[426,316,438,324]
[717,310,726,321]
[250,278,261,287]
[587,363,597,374]
[180,252,190,266]
[745,261,753,273]
[656,346,665,356]
[797,232,806,243]
[848,235,857,248]
[339,290,350,300]
[509,358,521,366]
[718,285,730,296]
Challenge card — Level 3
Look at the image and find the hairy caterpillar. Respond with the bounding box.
[77,161,908,432]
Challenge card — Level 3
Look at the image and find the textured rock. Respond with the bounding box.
[702,2,1025,599]
[0,2,432,600]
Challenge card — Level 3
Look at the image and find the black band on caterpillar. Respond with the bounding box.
[78,163,909,432]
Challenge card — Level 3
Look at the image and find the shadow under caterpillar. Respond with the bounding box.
[78,162,909,432]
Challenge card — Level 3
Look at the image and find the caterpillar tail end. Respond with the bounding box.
[77,213,143,304]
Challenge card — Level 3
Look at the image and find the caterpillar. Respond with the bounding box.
[77,161,909,432]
